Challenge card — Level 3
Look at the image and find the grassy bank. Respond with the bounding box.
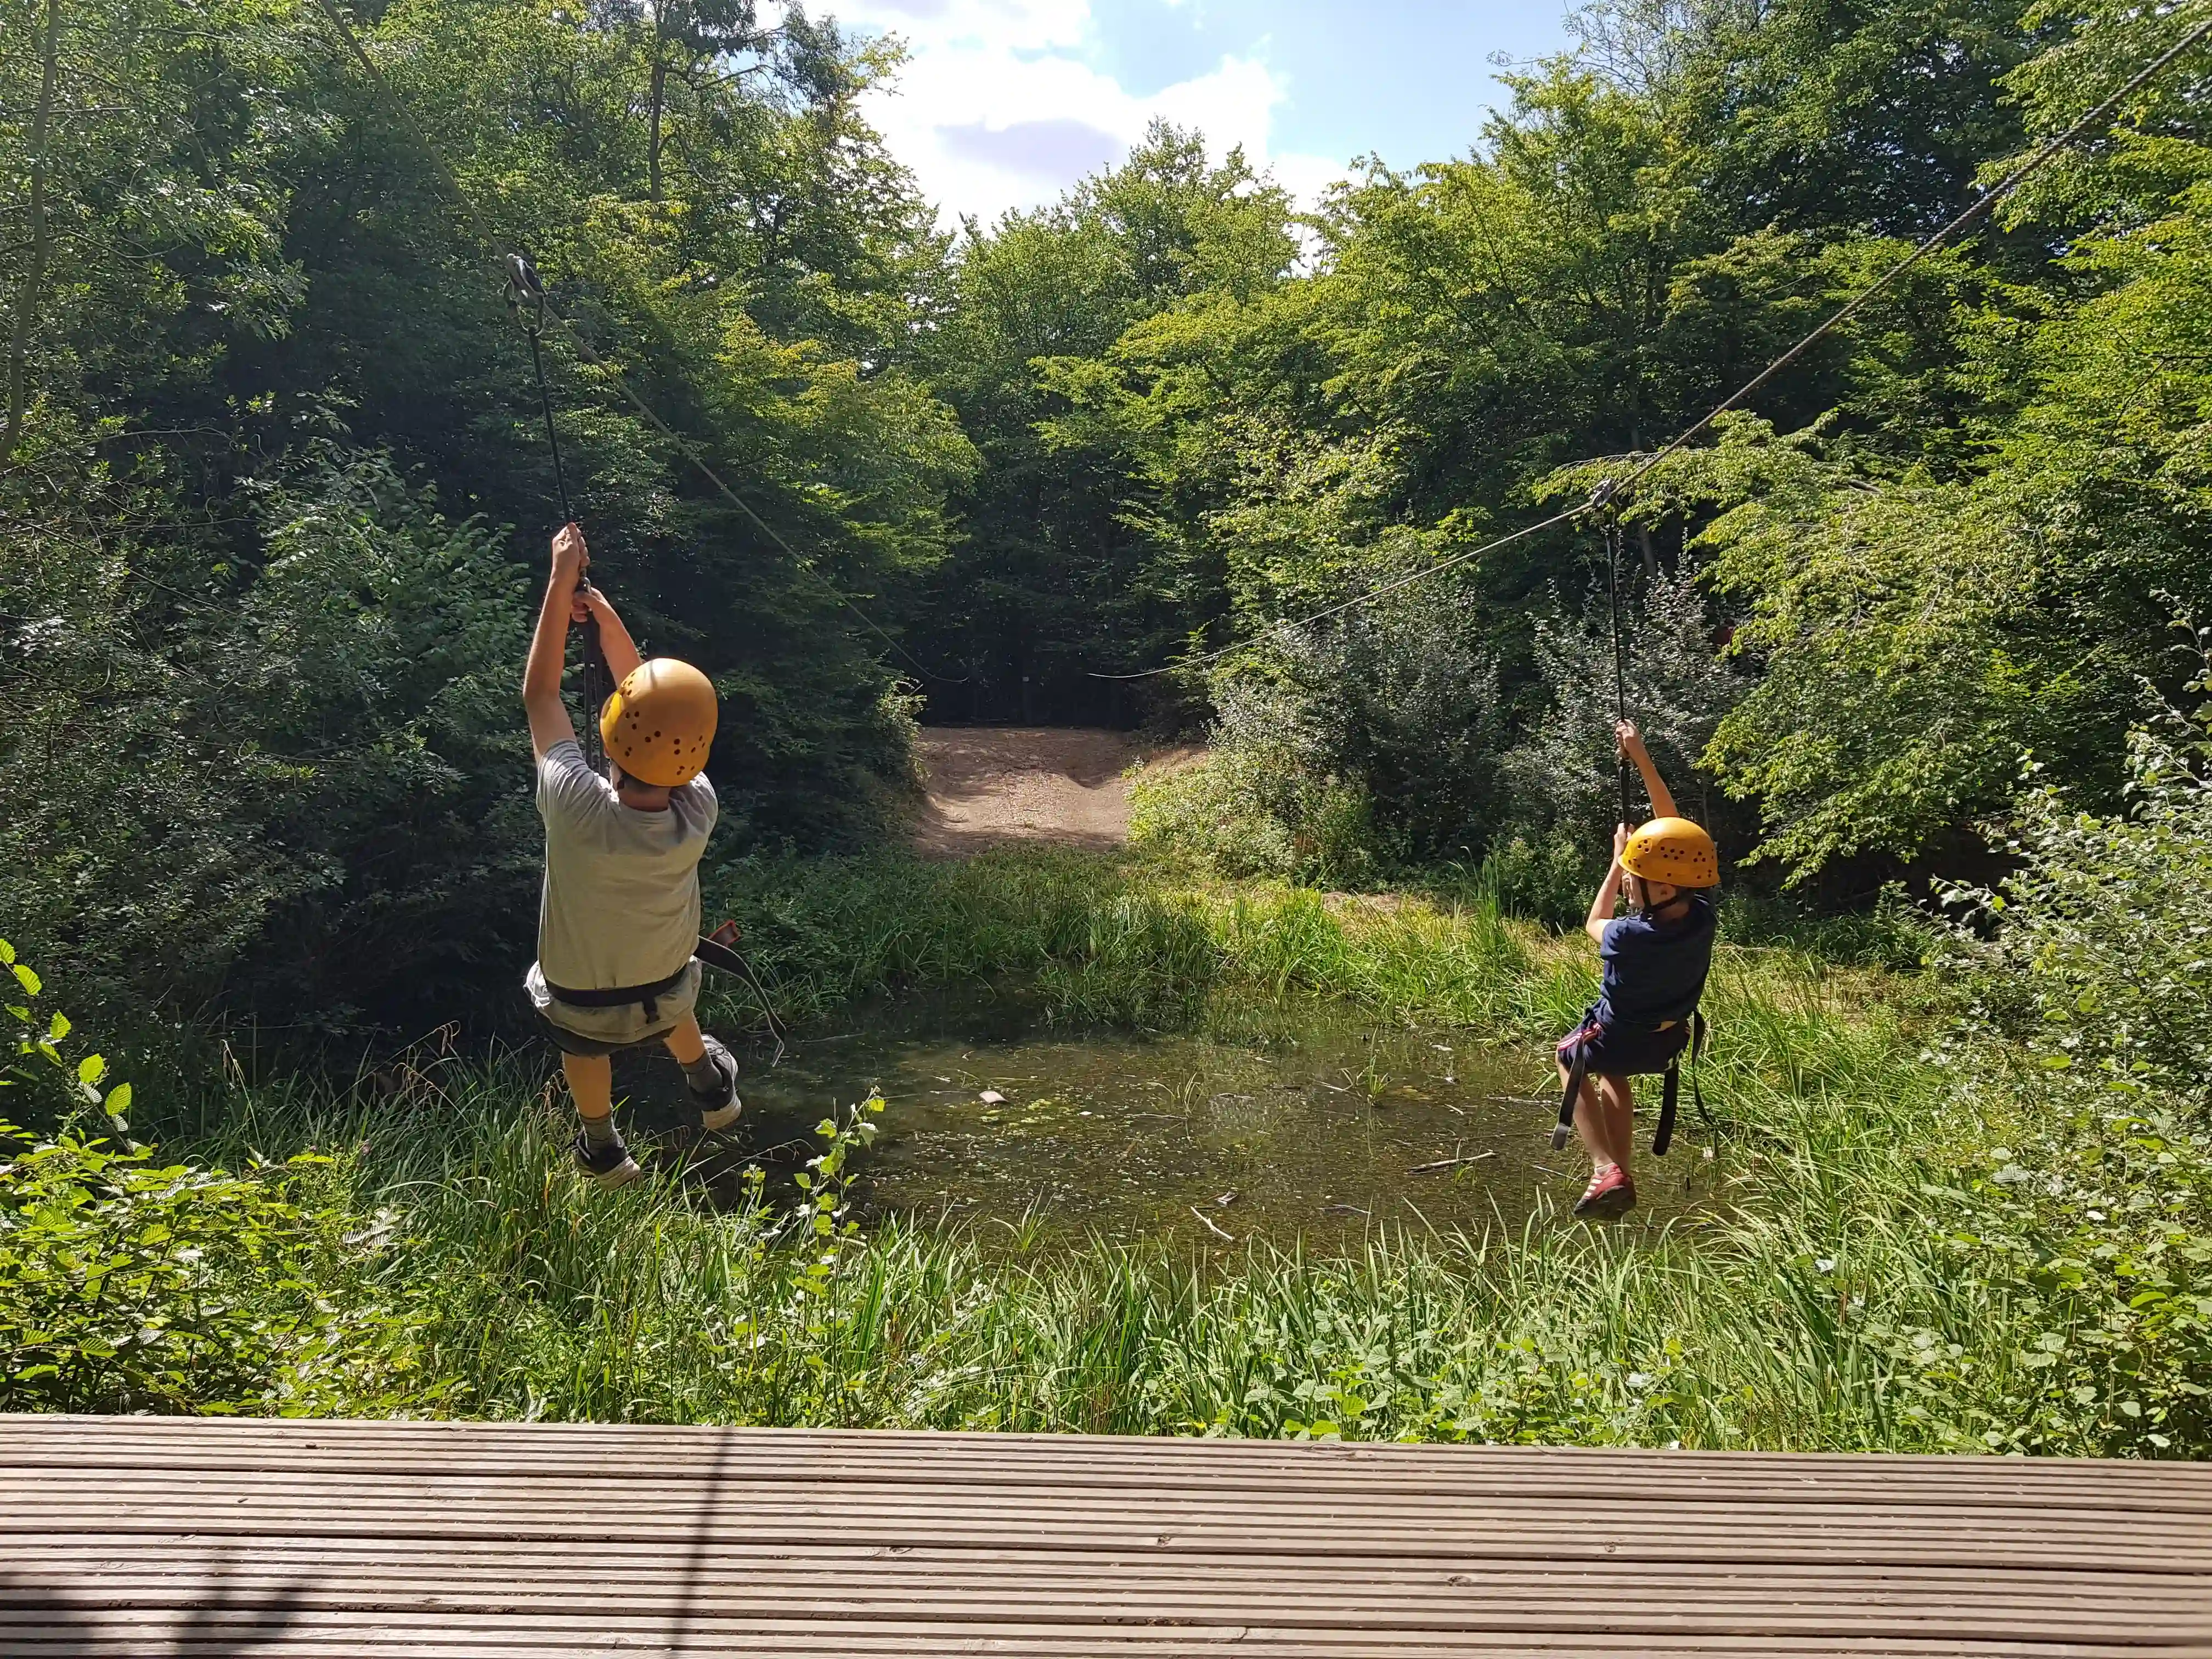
[5,849,2208,1454]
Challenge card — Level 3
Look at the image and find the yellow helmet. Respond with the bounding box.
[599,658,718,788]
[1622,816,1719,889]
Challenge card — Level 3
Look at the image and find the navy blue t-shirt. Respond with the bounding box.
[1596,893,1717,1029]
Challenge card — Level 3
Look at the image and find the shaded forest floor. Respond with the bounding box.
[911,727,1199,856]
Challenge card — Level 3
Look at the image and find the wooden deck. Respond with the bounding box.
[3,1417,2210,1656]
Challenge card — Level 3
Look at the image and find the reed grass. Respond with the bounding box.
[179,1026,2094,1452]
[86,848,2204,1454]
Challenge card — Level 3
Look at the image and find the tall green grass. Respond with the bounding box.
[164,1013,2202,1455]
[713,848,1543,1034]
[15,848,2205,1454]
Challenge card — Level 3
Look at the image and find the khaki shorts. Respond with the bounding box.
[526,958,701,1057]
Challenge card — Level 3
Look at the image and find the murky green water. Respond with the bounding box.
[616,990,1719,1249]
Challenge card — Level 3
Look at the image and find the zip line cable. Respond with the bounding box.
[1091,12,2212,685]
[1605,510,1633,827]
[303,0,967,687]
[507,252,613,767]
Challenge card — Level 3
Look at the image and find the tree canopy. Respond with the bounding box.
[7,0,2211,1042]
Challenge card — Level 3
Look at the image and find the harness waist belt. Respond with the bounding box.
[544,960,693,1011]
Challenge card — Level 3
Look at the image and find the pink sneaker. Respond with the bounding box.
[1573,1164,1637,1219]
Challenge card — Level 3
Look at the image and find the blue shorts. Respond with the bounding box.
[1557,1012,1690,1078]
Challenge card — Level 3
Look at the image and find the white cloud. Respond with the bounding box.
[823,0,1350,228]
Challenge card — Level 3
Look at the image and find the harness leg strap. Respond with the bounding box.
[1652,1011,1709,1158]
[1653,1062,1680,1158]
[1553,1037,1589,1152]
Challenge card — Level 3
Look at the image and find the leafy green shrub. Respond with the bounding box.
[1949,689,2212,1109]
[1035,891,1224,1026]
[1887,1098,2212,1455]
[1131,584,1505,887]
[2,455,539,1045]
[1,941,414,1414]
[1470,834,1595,929]
[0,1126,413,1415]
[1129,740,1377,888]
[1501,562,1741,851]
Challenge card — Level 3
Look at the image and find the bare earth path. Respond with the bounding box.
[913,726,1188,857]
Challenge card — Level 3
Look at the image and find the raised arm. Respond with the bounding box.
[1585,822,1629,945]
[577,583,642,685]
[522,523,586,758]
[1616,720,1678,821]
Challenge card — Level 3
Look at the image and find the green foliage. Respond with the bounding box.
[700,848,1538,1039]
[912,125,1297,720]
[1131,745,1378,889]
[1468,836,1598,930]
[8,847,2211,1456]
[0,949,413,1413]
[0,0,972,1045]
[3,454,540,1035]
[40,868,2190,1457]
[1949,676,2212,1108]
[1129,588,1508,884]
[0,1124,413,1415]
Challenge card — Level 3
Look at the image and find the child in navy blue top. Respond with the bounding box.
[1555,721,1720,1218]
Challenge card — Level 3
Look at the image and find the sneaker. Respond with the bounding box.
[573,1130,642,1191]
[1572,1163,1636,1220]
[687,1036,742,1133]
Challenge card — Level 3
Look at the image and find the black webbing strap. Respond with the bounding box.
[543,959,692,1023]
[1555,1008,1708,1158]
[1651,1009,1707,1158]
[1552,1015,1595,1152]
[693,936,747,977]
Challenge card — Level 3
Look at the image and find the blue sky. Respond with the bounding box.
[819,0,1578,227]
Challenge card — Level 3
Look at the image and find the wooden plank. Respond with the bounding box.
[0,1619,2185,1654]
[9,1477,2200,1570]
[0,1611,2184,1658]
[4,1446,2200,1522]
[12,1417,2206,1481]
[4,1415,2208,1657]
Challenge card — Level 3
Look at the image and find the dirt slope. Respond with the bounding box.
[912,727,1194,857]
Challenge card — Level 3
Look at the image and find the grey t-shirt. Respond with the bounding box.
[534,740,718,991]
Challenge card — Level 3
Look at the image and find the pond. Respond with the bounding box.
[618,990,1720,1248]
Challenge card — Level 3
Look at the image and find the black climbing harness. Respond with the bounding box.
[1552,1006,1708,1156]
[541,923,787,1064]
[508,252,613,770]
[544,960,694,1026]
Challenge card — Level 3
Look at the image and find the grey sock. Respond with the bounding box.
[581,1113,620,1150]
[681,1040,730,1094]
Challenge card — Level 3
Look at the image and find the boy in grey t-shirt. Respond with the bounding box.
[522,523,741,1189]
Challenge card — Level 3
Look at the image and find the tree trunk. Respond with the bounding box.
[646,1,680,203]
[3,0,64,463]
[647,51,668,202]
